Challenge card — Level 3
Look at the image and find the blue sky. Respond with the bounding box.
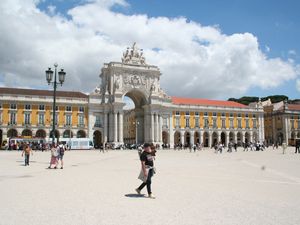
[1,0,299,101]
[36,0,300,99]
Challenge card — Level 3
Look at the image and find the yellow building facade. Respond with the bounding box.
[0,87,89,145]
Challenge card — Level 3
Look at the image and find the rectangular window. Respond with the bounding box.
[78,115,84,126]
[195,112,199,116]
[213,112,217,117]
[213,118,217,128]
[253,119,257,128]
[95,115,101,127]
[163,118,167,126]
[79,106,85,112]
[52,106,59,111]
[0,104,2,109]
[25,104,31,110]
[66,115,72,126]
[10,103,17,110]
[230,113,233,117]
[186,118,190,127]
[237,113,242,118]
[204,118,209,128]
[253,114,256,118]
[221,112,226,117]
[298,120,300,128]
[230,119,234,128]
[222,119,226,128]
[66,106,72,112]
[24,113,31,125]
[291,120,295,129]
[246,120,249,128]
[185,111,190,116]
[55,113,59,125]
[10,112,16,124]
[204,112,208,117]
[175,118,180,127]
[245,113,249,118]
[38,114,44,125]
[39,105,45,111]
[238,119,242,128]
[175,111,180,116]
[195,117,199,127]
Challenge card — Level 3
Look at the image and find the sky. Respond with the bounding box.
[0,0,299,104]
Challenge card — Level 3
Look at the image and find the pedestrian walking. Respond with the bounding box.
[136,143,156,199]
[55,142,65,169]
[48,144,58,169]
[21,144,33,166]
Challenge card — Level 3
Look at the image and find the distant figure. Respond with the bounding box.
[22,144,33,166]
[295,141,300,154]
[48,144,58,169]
[55,142,65,169]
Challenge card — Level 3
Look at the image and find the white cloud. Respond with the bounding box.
[0,0,299,99]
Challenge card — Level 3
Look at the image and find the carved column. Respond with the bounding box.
[190,130,195,146]
[103,112,108,144]
[114,112,118,143]
[151,113,154,143]
[169,114,174,148]
[119,112,123,144]
[155,113,159,142]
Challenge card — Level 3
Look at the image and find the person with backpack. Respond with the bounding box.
[55,142,65,169]
[48,144,58,169]
[21,144,33,166]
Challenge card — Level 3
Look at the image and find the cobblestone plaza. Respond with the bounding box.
[0,148,300,225]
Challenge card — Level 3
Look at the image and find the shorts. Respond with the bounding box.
[58,154,64,160]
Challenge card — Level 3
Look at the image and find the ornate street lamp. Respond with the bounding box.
[45,63,66,144]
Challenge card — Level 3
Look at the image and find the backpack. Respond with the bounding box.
[59,145,65,155]
[25,147,31,155]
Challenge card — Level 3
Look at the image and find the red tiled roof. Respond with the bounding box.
[171,96,247,108]
[0,87,88,99]
[287,104,300,111]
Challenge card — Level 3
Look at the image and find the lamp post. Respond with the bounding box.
[45,63,66,144]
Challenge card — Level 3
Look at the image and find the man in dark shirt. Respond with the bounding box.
[136,143,155,199]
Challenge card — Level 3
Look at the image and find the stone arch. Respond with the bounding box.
[184,131,190,146]
[276,132,284,145]
[229,131,235,142]
[93,130,102,148]
[194,131,200,144]
[22,129,32,137]
[123,89,148,144]
[245,132,250,143]
[203,131,209,147]
[253,131,258,143]
[77,130,86,138]
[63,130,73,138]
[50,130,60,139]
[291,131,296,140]
[7,129,18,138]
[162,131,168,144]
[36,129,46,138]
[237,132,243,145]
[212,132,218,146]
[221,132,226,145]
[174,131,181,145]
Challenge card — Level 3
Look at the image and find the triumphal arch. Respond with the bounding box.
[88,43,265,148]
[88,43,174,146]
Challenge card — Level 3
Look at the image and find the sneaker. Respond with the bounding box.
[54,167,57,169]
[60,167,63,169]
[135,188,141,195]
[148,194,156,199]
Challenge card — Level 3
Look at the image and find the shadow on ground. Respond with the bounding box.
[124,193,146,198]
